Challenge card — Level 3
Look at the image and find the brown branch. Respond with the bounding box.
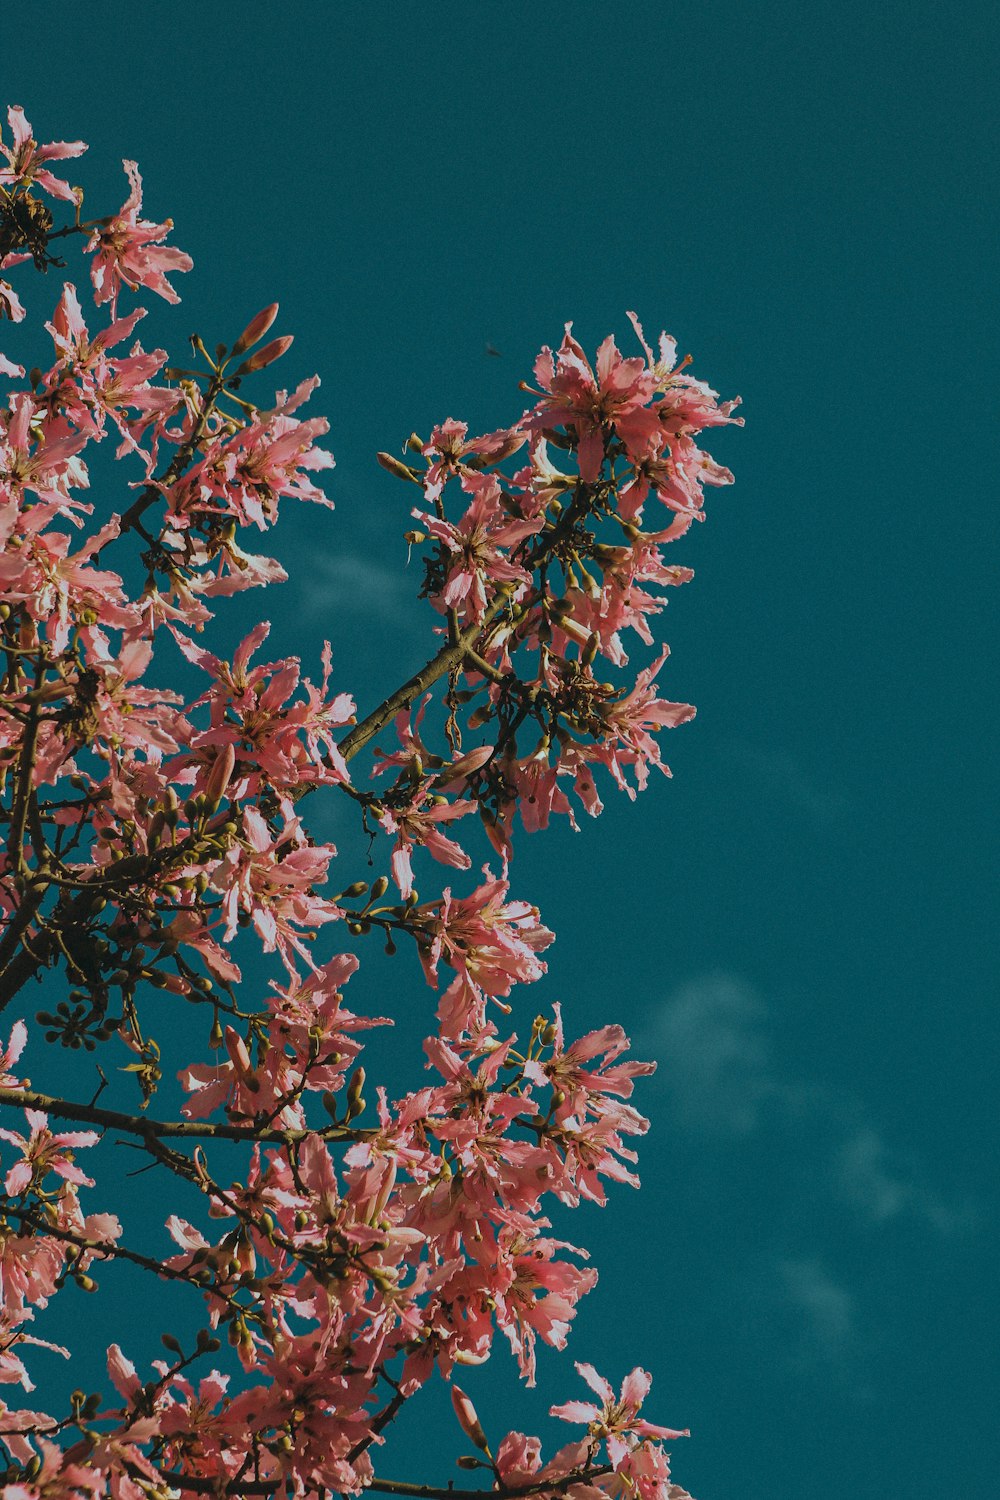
[154,1464,615,1498]
[367,1477,614,1500]
[338,584,518,764]
[0,877,46,975]
[0,827,226,1011]
[7,668,43,879]
[338,477,601,766]
[0,858,148,1012]
[346,1382,410,1465]
[0,1085,372,1146]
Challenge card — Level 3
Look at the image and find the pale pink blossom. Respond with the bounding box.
[0,106,86,202]
[551,1362,688,1466]
[524,325,659,481]
[87,159,192,306]
[379,792,476,897]
[0,1111,98,1195]
[414,471,541,623]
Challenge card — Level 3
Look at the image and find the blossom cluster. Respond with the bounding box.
[0,107,738,1499]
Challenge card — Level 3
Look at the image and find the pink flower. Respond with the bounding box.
[0,106,86,202]
[170,377,334,530]
[0,1021,27,1088]
[551,1363,688,1467]
[524,1004,655,1125]
[211,807,341,974]
[0,391,89,508]
[598,647,696,795]
[0,1226,63,1313]
[379,792,476,898]
[420,419,525,503]
[87,160,192,306]
[0,1110,99,1195]
[508,743,578,835]
[178,625,354,798]
[524,325,659,481]
[495,1430,543,1486]
[1,278,25,322]
[415,471,541,623]
[491,1229,598,1384]
[417,875,555,1036]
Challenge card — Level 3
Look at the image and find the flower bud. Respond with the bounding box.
[231,303,280,357]
[376,452,420,483]
[224,1027,253,1079]
[450,1384,489,1452]
[441,744,494,782]
[203,742,236,812]
[347,1066,366,1110]
[233,334,294,376]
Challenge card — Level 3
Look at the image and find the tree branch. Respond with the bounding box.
[338,584,518,764]
[153,1463,615,1497]
[338,477,601,765]
[0,1085,372,1145]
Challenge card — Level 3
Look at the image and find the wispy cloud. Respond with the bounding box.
[835,1127,974,1234]
[718,740,851,824]
[776,1257,859,1369]
[642,973,970,1235]
[292,547,419,623]
[640,973,779,1135]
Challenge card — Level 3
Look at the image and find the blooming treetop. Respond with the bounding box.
[0,106,740,1499]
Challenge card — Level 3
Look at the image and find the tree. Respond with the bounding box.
[0,105,741,1499]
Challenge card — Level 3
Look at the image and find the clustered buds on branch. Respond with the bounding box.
[0,105,739,1499]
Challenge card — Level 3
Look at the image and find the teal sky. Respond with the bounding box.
[6,4,998,1497]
